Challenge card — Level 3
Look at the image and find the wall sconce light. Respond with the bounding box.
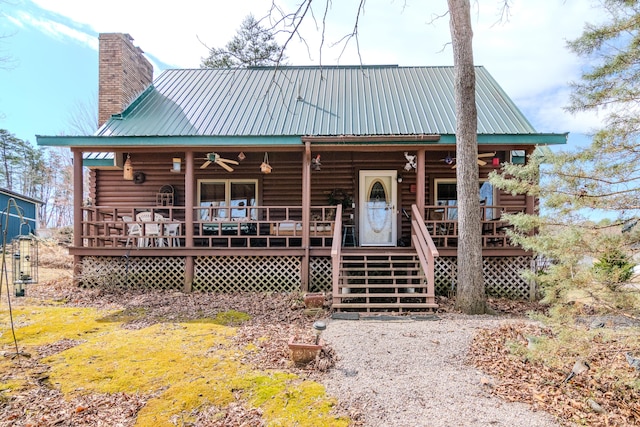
[397,175,403,183]
[123,154,134,180]
[171,157,182,172]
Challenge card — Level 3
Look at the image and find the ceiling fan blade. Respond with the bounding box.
[200,161,212,169]
[217,161,234,172]
[477,159,487,166]
[477,152,496,158]
[218,158,239,165]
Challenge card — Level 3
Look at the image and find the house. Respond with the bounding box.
[0,187,43,243]
[37,33,566,311]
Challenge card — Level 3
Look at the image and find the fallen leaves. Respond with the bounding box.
[468,322,640,426]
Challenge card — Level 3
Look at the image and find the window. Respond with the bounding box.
[434,179,495,219]
[198,179,257,220]
[510,150,526,164]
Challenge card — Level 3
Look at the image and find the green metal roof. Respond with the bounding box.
[38,65,567,146]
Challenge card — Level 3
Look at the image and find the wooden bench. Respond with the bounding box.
[270,221,334,236]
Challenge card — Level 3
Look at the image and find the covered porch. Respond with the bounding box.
[66,139,540,309]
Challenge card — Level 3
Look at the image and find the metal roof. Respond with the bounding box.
[94,65,541,138]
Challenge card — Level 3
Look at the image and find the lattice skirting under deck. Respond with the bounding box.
[193,256,333,293]
[79,256,185,290]
[310,257,332,293]
[434,255,535,299]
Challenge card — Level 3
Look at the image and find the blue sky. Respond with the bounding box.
[0,0,603,148]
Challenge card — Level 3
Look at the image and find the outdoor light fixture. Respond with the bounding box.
[171,157,182,172]
[312,320,326,345]
[397,175,403,183]
[123,154,134,180]
[12,234,38,297]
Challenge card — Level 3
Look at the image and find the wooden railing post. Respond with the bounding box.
[331,204,343,304]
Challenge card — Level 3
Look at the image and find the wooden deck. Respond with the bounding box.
[73,203,536,309]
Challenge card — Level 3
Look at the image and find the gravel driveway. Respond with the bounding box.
[321,314,560,427]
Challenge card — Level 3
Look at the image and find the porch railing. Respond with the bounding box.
[423,205,525,248]
[411,205,439,300]
[79,205,339,249]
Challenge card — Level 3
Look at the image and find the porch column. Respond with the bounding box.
[416,149,426,211]
[72,149,83,277]
[184,151,195,292]
[301,142,311,292]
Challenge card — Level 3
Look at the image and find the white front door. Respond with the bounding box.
[359,170,397,246]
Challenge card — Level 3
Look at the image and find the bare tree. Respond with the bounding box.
[448,0,486,314]
[66,92,98,135]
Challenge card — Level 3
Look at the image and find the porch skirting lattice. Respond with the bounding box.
[78,255,533,298]
[193,256,333,293]
[80,256,186,290]
[434,255,535,299]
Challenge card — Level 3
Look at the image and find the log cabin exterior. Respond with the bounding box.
[37,33,566,311]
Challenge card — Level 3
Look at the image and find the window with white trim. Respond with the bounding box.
[197,179,258,220]
[434,179,495,219]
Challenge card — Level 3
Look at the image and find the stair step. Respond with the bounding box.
[331,302,439,309]
[338,281,424,287]
[340,272,423,277]
[340,264,419,269]
[335,292,431,298]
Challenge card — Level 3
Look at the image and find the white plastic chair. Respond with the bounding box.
[135,212,164,247]
[122,215,142,247]
[164,222,181,247]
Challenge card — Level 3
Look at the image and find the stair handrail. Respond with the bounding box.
[411,204,439,301]
[330,204,343,304]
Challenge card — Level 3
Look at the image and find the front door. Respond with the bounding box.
[359,170,397,246]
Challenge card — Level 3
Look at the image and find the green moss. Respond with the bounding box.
[2,305,349,427]
[0,306,119,348]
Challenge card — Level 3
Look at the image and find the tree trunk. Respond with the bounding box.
[448,0,486,314]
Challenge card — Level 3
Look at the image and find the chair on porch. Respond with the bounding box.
[164,222,181,247]
[135,212,165,247]
[122,215,142,247]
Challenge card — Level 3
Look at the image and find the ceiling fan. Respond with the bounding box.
[199,152,239,172]
[443,152,496,169]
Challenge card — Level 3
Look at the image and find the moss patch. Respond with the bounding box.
[1,305,349,426]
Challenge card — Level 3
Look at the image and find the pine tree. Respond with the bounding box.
[489,1,640,316]
[201,14,286,68]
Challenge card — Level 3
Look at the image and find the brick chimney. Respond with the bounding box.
[98,33,153,127]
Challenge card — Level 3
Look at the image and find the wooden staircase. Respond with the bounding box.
[332,247,438,312]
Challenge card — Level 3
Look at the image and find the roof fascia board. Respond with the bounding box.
[38,133,568,148]
[36,135,303,147]
[438,133,568,145]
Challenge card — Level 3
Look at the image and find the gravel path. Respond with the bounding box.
[321,314,560,427]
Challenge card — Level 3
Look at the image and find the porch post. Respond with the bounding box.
[184,151,195,292]
[416,149,426,212]
[301,142,311,292]
[72,149,83,277]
